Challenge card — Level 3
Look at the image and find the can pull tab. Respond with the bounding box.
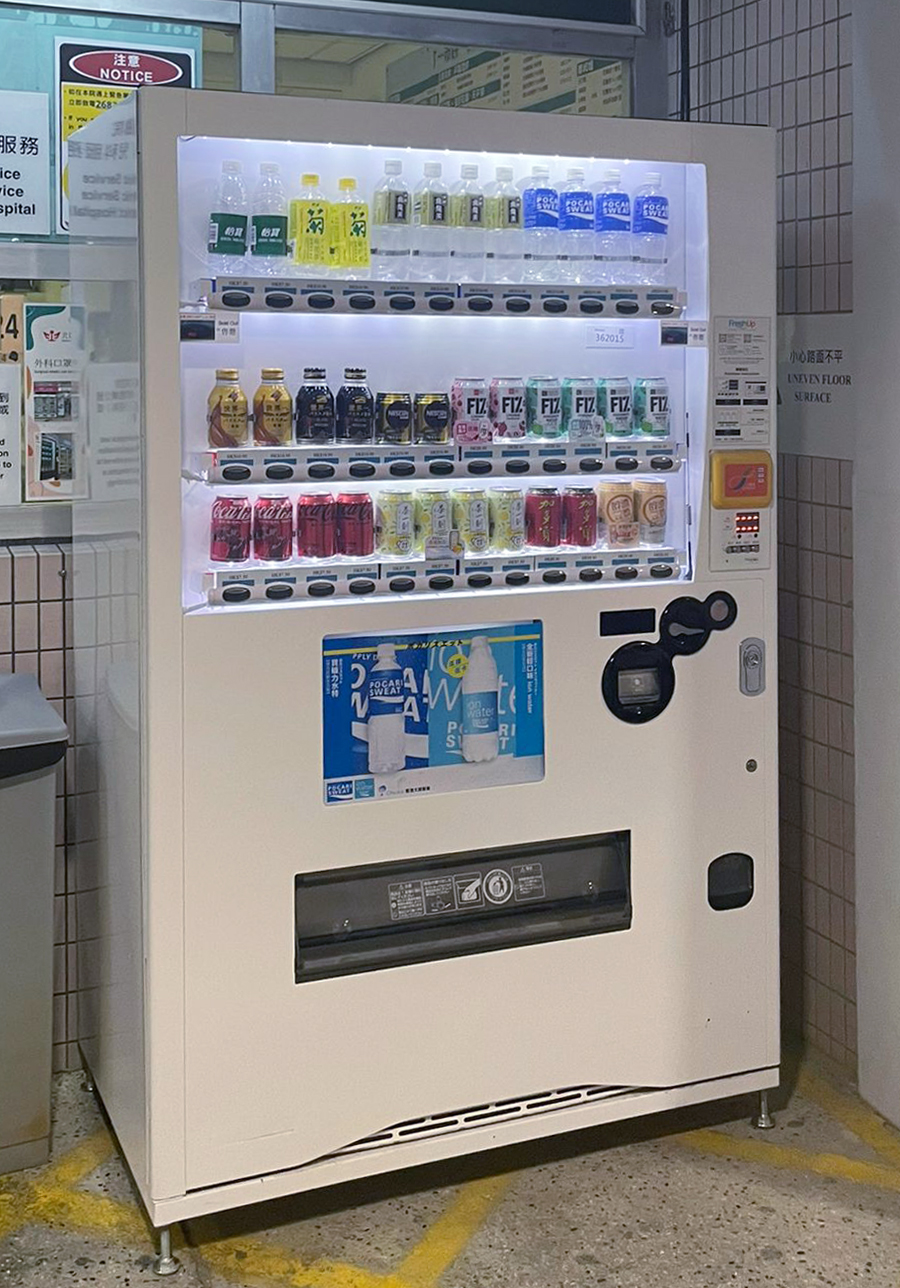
[740,637,766,697]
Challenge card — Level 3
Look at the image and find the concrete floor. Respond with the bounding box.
[2,1054,900,1287]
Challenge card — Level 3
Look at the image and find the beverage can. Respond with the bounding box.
[634,479,668,544]
[207,369,249,448]
[375,392,413,446]
[252,368,293,446]
[525,486,562,547]
[562,485,598,547]
[633,377,671,436]
[335,368,374,444]
[377,488,415,556]
[598,378,633,437]
[296,491,337,558]
[253,494,293,561]
[451,377,492,445]
[210,495,251,563]
[489,486,526,551]
[562,377,604,445]
[489,377,527,440]
[414,393,451,444]
[598,480,638,547]
[295,369,335,444]
[336,491,375,557]
[415,487,454,554]
[526,377,564,439]
[452,487,490,553]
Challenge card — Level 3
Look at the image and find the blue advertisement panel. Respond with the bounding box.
[323,622,544,805]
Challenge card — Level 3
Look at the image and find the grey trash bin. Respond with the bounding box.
[0,673,67,1174]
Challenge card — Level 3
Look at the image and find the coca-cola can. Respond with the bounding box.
[253,494,293,561]
[525,486,562,548]
[336,491,375,557]
[296,491,336,559]
[210,494,251,563]
[562,485,598,547]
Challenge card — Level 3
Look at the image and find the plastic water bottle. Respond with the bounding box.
[367,642,406,774]
[293,172,331,276]
[461,636,499,764]
[558,167,595,285]
[412,161,451,282]
[594,168,632,284]
[450,164,486,283]
[207,160,249,275]
[632,171,669,286]
[485,166,523,283]
[333,176,370,278]
[371,159,411,281]
[250,163,289,277]
[523,166,559,284]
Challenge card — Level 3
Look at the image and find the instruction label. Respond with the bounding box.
[713,316,772,444]
[0,364,22,505]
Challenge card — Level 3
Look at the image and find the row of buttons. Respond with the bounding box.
[217,454,675,484]
[217,563,675,603]
[216,287,681,319]
[725,543,761,553]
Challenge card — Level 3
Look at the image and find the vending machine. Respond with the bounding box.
[69,89,778,1237]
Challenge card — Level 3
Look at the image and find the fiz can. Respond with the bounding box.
[562,377,603,445]
[210,494,251,563]
[526,377,563,439]
[253,494,293,561]
[598,377,633,437]
[633,377,671,436]
[489,486,526,551]
[375,392,413,445]
[451,377,492,444]
[526,486,562,547]
[377,488,415,556]
[296,491,337,559]
[562,485,597,547]
[336,492,375,557]
[489,377,527,440]
[452,487,490,553]
[414,392,451,445]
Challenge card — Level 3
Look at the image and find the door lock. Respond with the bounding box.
[739,638,766,696]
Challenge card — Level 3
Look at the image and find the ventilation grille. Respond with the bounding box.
[329,1084,639,1157]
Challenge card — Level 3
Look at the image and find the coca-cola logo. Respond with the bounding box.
[213,502,249,521]
[68,49,185,85]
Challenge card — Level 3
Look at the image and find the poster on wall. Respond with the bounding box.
[0,364,22,506]
[322,622,544,805]
[55,38,196,232]
[0,89,50,236]
[24,303,87,501]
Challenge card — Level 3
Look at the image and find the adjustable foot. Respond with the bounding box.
[152,1227,180,1277]
[752,1089,775,1130]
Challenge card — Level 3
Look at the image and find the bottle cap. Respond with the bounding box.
[304,367,327,380]
[260,163,280,175]
[261,367,284,380]
[461,163,479,180]
[424,161,443,177]
[376,642,397,661]
[646,172,662,185]
[604,168,622,184]
[532,165,550,178]
[338,177,357,190]
[385,159,403,175]
[344,367,367,379]
[496,166,514,181]
[470,635,489,650]
[567,167,585,180]
[216,369,240,380]
[222,160,242,174]
[301,173,319,186]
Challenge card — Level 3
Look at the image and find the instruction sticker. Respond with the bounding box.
[713,317,772,444]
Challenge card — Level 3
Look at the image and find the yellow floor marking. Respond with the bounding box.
[677,1127,900,1193]
[394,1174,515,1288]
[31,1186,148,1242]
[39,1130,115,1189]
[798,1067,900,1172]
[196,1234,391,1288]
[0,1188,26,1241]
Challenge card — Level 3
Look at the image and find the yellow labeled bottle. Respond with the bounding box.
[293,173,331,274]
[253,368,293,446]
[334,176,370,277]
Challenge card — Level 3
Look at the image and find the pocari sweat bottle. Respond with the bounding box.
[250,163,290,277]
[523,165,559,284]
[371,159,411,281]
[558,167,595,285]
[632,171,669,286]
[594,168,632,284]
[485,165,523,283]
[461,635,500,764]
[207,159,249,275]
[366,642,406,774]
[412,161,451,282]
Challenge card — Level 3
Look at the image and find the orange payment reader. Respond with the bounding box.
[709,450,775,570]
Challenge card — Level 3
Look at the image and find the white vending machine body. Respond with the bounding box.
[69,90,778,1226]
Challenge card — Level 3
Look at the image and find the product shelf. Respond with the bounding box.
[190,277,686,320]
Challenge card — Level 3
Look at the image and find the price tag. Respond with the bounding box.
[584,323,634,350]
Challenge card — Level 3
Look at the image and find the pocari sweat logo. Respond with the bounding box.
[326,779,354,803]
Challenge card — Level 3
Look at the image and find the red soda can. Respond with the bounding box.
[254,493,293,561]
[210,494,251,563]
[336,491,375,557]
[562,485,598,547]
[526,486,562,548]
[297,491,336,558]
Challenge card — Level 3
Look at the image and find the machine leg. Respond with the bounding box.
[82,1075,95,1095]
[752,1089,775,1130]
[152,1227,180,1277]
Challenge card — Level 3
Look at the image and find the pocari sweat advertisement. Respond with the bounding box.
[322,622,544,805]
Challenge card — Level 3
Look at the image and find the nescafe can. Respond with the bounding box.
[336,491,375,556]
[253,494,293,561]
[414,392,451,444]
[375,392,413,445]
[562,485,597,547]
[525,486,562,548]
[210,495,251,563]
[296,491,336,559]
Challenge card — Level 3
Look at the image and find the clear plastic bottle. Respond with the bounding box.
[632,171,670,286]
[250,163,290,277]
[371,159,411,282]
[293,172,331,276]
[522,165,559,284]
[594,168,632,284]
[449,163,486,284]
[332,177,370,278]
[558,167,595,285]
[412,161,451,282]
[461,635,500,764]
[207,160,249,275]
[485,165,523,283]
[367,642,406,774]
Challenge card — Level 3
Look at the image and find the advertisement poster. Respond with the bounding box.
[0,364,22,506]
[0,89,50,235]
[56,37,196,231]
[323,622,544,805]
[24,303,87,501]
